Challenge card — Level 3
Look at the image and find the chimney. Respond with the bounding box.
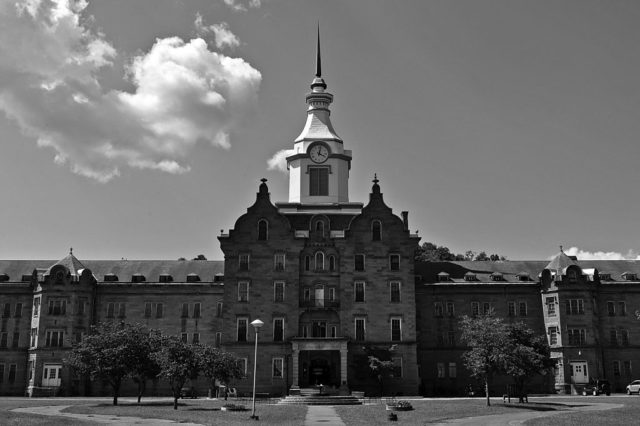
[401,211,409,231]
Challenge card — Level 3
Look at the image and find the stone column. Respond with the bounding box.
[339,342,349,395]
[290,347,300,395]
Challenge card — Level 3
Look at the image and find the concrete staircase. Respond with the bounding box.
[277,387,362,405]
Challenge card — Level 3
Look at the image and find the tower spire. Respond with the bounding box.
[316,23,322,78]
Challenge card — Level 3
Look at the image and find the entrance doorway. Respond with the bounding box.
[42,364,62,387]
[300,350,340,387]
[570,361,589,383]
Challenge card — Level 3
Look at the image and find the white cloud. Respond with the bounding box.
[194,13,240,50]
[267,148,295,172]
[223,0,261,13]
[0,0,261,182]
[561,246,640,261]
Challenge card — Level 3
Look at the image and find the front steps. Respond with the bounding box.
[278,387,362,405]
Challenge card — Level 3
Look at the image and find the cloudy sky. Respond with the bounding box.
[1,0,640,261]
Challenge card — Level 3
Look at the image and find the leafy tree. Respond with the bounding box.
[416,242,505,262]
[460,310,508,406]
[198,346,244,397]
[474,251,489,261]
[502,322,555,403]
[129,329,163,403]
[464,250,476,261]
[177,257,186,261]
[153,337,201,410]
[368,355,395,396]
[192,254,207,260]
[65,322,155,405]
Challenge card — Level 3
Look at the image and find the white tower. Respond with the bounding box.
[286,29,352,204]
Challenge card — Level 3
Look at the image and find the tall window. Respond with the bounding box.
[391,317,402,341]
[437,362,445,378]
[238,281,249,302]
[482,302,491,315]
[273,358,284,378]
[216,302,223,318]
[508,302,516,317]
[390,281,401,303]
[315,252,325,271]
[14,303,22,318]
[8,364,16,384]
[33,297,40,317]
[12,332,19,348]
[621,329,630,346]
[315,220,325,236]
[354,281,365,303]
[566,299,584,315]
[355,318,366,341]
[354,254,365,272]
[329,255,336,272]
[446,302,455,317]
[371,220,382,241]
[610,329,618,346]
[192,333,200,344]
[312,321,327,338]
[304,256,311,271]
[215,332,222,347]
[181,303,189,318]
[2,303,10,318]
[613,360,621,376]
[273,318,284,342]
[392,357,403,378]
[471,302,479,317]
[48,299,66,316]
[434,302,443,317]
[546,297,556,316]
[568,328,586,346]
[309,167,329,196]
[274,253,285,271]
[448,362,457,378]
[0,333,7,348]
[237,318,248,342]
[624,361,632,376]
[389,254,400,271]
[156,303,164,318]
[618,301,627,316]
[30,328,38,347]
[45,330,64,347]
[239,254,250,271]
[258,219,268,241]
[107,302,115,318]
[519,302,527,317]
[193,303,201,319]
[607,301,615,316]
[447,331,455,346]
[274,281,285,302]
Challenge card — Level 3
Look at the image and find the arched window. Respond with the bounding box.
[372,220,382,241]
[568,269,577,283]
[329,255,336,272]
[315,252,325,271]
[315,220,324,236]
[258,219,268,241]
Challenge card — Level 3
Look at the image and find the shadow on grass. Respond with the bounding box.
[503,402,588,412]
[184,407,221,412]
[91,401,184,407]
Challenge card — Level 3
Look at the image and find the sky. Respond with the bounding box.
[1,0,640,262]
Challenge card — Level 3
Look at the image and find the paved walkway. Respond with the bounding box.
[11,405,204,425]
[304,405,346,426]
[432,401,623,426]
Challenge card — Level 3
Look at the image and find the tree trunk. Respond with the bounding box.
[112,380,121,406]
[173,396,179,410]
[485,378,490,406]
[137,378,146,404]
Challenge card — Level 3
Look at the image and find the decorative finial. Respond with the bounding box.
[260,178,268,184]
[373,173,379,184]
[560,245,563,253]
[70,247,73,255]
[316,23,321,78]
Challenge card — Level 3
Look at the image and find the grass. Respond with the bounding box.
[0,398,98,426]
[525,396,640,426]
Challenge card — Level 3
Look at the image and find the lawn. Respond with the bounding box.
[525,396,640,426]
[0,397,99,426]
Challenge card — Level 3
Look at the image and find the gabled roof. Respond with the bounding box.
[545,250,579,272]
[46,251,86,277]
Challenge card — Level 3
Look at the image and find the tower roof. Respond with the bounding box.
[545,247,579,272]
[46,248,86,276]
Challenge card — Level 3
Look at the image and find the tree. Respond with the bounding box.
[192,254,207,260]
[459,311,508,406]
[129,329,163,403]
[502,322,555,403]
[474,251,489,261]
[198,346,244,397]
[153,337,201,410]
[65,322,155,406]
[368,355,395,396]
[415,242,506,262]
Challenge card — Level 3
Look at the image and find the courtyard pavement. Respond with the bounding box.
[304,405,346,425]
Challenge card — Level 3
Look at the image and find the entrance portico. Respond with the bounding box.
[291,339,348,393]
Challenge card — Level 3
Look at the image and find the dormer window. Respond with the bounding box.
[517,273,530,282]
[372,220,382,241]
[0,273,9,282]
[622,272,637,281]
[159,274,173,283]
[437,272,450,282]
[187,273,201,282]
[21,274,32,282]
[258,219,268,241]
[103,274,118,282]
[132,274,146,283]
[464,273,476,282]
[490,272,503,282]
[599,273,611,281]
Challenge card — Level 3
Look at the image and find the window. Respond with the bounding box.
[0,365,4,383]
[315,252,325,271]
[546,297,556,316]
[354,254,365,272]
[106,302,115,318]
[76,298,86,315]
[193,303,201,319]
[12,332,19,348]
[437,333,445,346]
[8,364,16,384]
[239,254,250,271]
[309,167,329,196]
[144,302,152,318]
[237,318,248,342]
[273,318,284,342]
[304,256,311,271]
[238,281,249,302]
[117,303,126,318]
[258,219,268,241]
[568,269,578,282]
[618,301,627,316]
[567,328,586,346]
[0,333,7,348]
[330,326,337,338]
[389,254,400,271]
[192,333,200,344]
[14,303,22,318]
[181,303,189,318]
[548,327,558,345]
[33,297,40,317]
[621,329,630,346]
[312,321,327,338]
[45,330,64,347]
[215,332,222,347]
[372,220,382,241]
[390,281,401,303]
[329,255,336,272]
[483,302,491,315]
[354,281,365,303]
[566,299,584,315]
[30,328,38,347]
[447,331,455,346]
[355,318,366,341]
[624,361,632,376]
[448,362,457,378]
[446,302,455,317]
[434,302,443,317]
[508,302,516,317]
[273,358,283,378]
[613,361,621,377]
[303,288,311,302]
[315,220,325,236]
[2,303,10,318]
[610,329,618,346]
[274,253,285,271]
[438,273,449,282]
[301,325,308,338]
[392,357,402,378]
[607,301,615,316]
[48,299,67,316]
[437,362,445,378]
[329,287,336,302]
[274,281,285,302]
[156,303,164,318]
[471,302,479,317]
[216,302,223,318]
[519,302,527,317]
[181,333,188,343]
[238,358,248,377]
[391,317,402,341]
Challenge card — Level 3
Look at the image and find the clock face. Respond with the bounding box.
[309,144,329,163]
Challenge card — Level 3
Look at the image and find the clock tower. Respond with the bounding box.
[286,29,352,204]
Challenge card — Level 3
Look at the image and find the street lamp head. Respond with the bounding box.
[251,319,264,329]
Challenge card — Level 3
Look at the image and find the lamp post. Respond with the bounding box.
[250,318,264,420]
